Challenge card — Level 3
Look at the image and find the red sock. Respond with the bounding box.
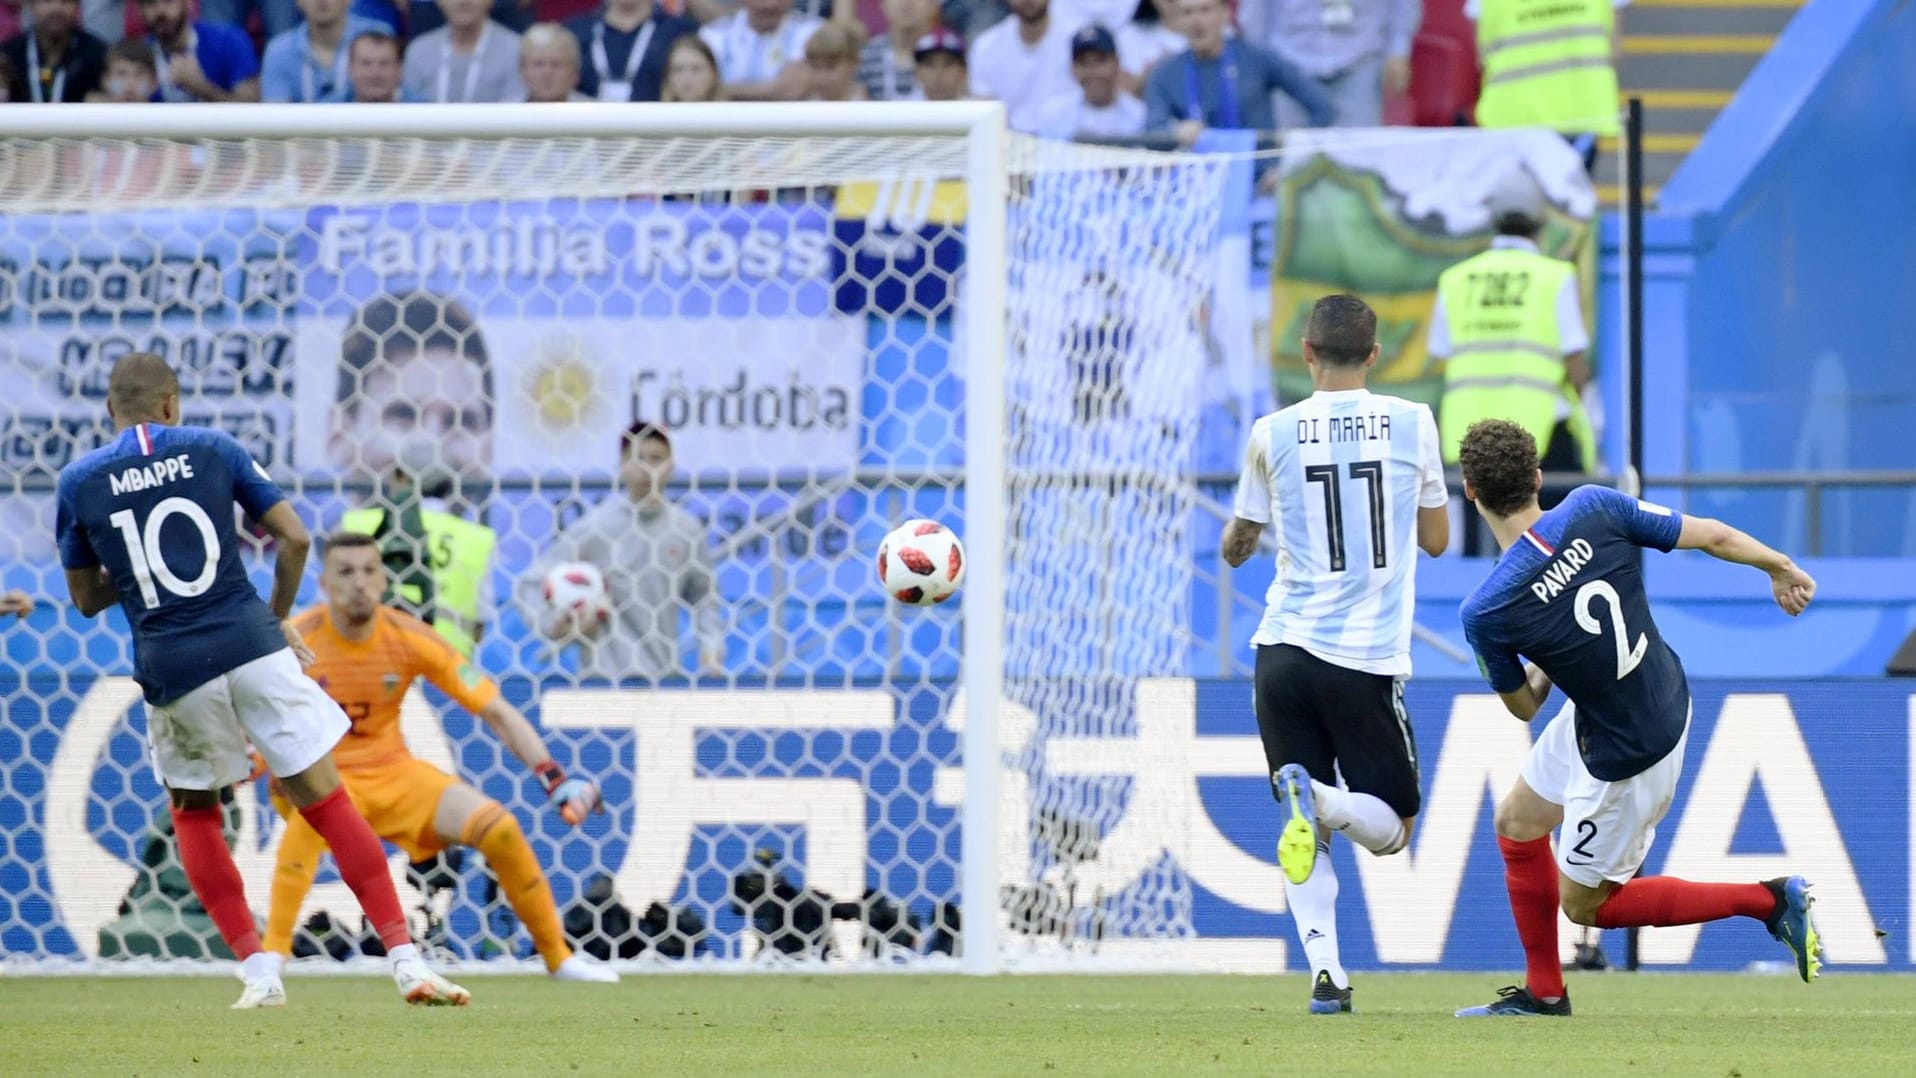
[168,803,261,960]
[297,787,413,952]
[1499,835,1564,999]
[1594,877,1776,929]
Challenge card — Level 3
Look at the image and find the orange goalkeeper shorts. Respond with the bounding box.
[270,757,463,862]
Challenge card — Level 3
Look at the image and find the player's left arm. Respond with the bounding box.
[217,437,310,621]
[1599,486,1815,615]
[417,631,603,825]
[1415,404,1450,557]
[1223,423,1271,568]
[477,697,604,826]
[1676,515,1815,616]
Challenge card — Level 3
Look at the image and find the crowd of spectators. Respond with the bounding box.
[0,0,1427,139]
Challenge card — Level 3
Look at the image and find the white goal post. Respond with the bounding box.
[0,103,1232,975]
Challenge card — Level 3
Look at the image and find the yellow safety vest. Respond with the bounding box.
[339,507,496,657]
[1436,246,1596,469]
[1475,0,1620,136]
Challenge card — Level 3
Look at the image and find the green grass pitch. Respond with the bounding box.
[2,972,1906,1076]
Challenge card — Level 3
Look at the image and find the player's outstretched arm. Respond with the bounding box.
[1675,516,1816,616]
[1221,518,1265,569]
[477,697,603,826]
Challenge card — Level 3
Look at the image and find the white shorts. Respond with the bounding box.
[1520,700,1691,888]
[145,649,350,791]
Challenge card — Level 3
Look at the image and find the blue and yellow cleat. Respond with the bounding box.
[1309,970,1353,1015]
[1765,876,1822,984]
[1454,985,1572,1018]
[1274,763,1318,885]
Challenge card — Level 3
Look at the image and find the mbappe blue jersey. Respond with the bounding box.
[1460,485,1689,781]
[55,423,289,705]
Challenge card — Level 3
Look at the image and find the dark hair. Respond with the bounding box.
[350,30,403,61]
[1458,419,1541,517]
[1305,293,1377,367]
[337,292,491,414]
[320,530,381,558]
[1494,211,1542,240]
[107,352,179,420]
[106,38,158,74]
[620,420,671,459]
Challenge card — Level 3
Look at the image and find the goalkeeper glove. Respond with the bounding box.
[535,760,602,826]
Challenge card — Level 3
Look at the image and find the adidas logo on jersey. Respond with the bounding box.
[1530,537,1596,603]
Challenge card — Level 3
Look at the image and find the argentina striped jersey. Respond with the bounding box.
[1233,389,1448,676]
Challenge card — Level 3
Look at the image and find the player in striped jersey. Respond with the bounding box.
[1223,295,1450,1013]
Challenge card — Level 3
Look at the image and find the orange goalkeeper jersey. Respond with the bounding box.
[290,605,500,770]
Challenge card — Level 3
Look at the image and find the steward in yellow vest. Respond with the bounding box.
[1472,0,1620,139]
[1429,168,1596,484]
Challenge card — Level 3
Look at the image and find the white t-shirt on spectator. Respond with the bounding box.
[1050,0,1139,33]
[1034,88,1148,140]
[968,16,1080,133]
[699,11,822,84]
[1116,21,1185,78]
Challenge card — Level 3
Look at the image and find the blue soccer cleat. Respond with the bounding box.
[1765,876,1822,984]
[1455,985,1572,1018]
[1309,970,1353,1015]
[1274,763,1318,885]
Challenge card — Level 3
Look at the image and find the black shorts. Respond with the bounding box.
[1253,643,1422,818]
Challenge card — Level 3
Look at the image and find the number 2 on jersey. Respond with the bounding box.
[1574,579,1647,680]
[1303,461,1387,572]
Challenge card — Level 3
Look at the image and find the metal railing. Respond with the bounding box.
[1640,471,1916,557]
[1192,468,1916,677]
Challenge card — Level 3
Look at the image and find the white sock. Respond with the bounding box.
[1285,838,1346,989]
[240,951,281,982]
[387,943,420,966]
[1312,781,1406,854]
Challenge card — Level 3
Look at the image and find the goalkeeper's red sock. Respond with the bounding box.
[297,787,412,952]
[1593,877,1776,928]
[168,802,261,960]
[1499,835,1565,1000]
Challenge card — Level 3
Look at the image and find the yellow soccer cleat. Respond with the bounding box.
[1275,763,1320,886]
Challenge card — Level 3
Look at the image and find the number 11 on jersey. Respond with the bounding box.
[1304,461,1388,573]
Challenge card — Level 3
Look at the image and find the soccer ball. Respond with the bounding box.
[542,561,612,636]
[877,519,965,606]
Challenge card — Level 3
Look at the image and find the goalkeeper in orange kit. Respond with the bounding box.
[263,531,617,983]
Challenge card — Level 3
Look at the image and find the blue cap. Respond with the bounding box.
[1070,23,1118,58]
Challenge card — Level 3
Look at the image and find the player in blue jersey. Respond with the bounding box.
[1452,419,1821,1018]
[54,353,469,1011]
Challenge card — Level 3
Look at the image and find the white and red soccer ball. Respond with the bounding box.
[542,561,612,633]
[877,519,966,606]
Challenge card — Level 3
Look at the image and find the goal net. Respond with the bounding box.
[0,105,1233,972]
